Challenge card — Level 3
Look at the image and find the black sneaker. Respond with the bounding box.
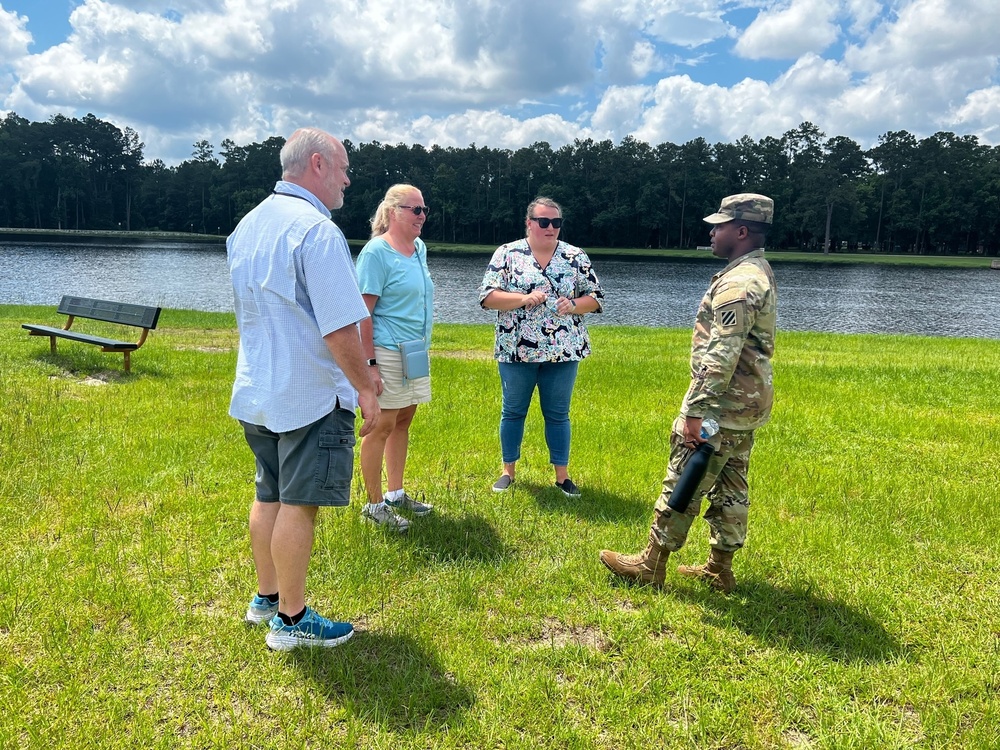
[492,474,514,492]
[555,478,581,497]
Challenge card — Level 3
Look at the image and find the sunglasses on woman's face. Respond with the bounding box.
[399,205,430,216]
[529,217,563,229]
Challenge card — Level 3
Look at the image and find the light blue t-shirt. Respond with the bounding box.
[356,236,434,348]
[227,181,369,432]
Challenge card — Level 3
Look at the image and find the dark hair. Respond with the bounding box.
[739,219,769,247]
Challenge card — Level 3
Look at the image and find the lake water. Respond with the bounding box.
[2,239,998,339]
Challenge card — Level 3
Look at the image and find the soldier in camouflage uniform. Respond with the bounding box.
[600,193,777,593]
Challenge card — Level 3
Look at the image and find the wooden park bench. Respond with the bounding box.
[23,296,162,373]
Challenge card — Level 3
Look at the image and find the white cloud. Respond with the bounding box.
[629,41,664,78]
[845,0,1000,71]
[0,0,600,159]
[592,85,652,137]
[412,111,593,150]
[843,0,882,35]
[773,52,853,100]
[645,8,731,48]
[588,0,731,84]
[604,55,878,148]
[735,0,841,60]
[4,0,1000,165]
[627,75,730,146]
[0,5,31,60]
[602,0,730,48]
[951,86,1000,142]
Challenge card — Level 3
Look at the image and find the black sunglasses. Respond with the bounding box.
[399,205,430,216]
[529,217,563,229]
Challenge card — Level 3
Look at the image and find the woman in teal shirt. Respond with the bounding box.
[356,184,435,532]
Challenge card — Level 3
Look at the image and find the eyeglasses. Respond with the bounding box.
[398,205,430,216]
[529,217,563,229]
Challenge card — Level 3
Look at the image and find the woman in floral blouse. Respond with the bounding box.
[478,197,604,497]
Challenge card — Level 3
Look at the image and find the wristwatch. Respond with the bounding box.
[367,358,378,366]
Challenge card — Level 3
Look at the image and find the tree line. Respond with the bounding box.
[2,111,1000,255]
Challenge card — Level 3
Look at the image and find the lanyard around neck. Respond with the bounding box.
[271,190,313,205]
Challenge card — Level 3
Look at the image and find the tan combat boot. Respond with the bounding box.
[599,531,670,586]
[676,548,736,593]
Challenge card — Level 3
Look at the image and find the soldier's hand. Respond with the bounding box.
[683,416,706,448]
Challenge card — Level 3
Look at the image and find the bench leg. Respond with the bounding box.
[123,351,131,373]
[49,336,57,354]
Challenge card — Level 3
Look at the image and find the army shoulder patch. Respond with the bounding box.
[712,285,747,335]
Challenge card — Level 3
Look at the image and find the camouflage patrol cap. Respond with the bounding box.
[703,193,774,225]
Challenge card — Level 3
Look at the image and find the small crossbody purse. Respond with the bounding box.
[399,338,430,382]
[398,245,431,383]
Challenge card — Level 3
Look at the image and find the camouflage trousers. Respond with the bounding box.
[651,416,756,554]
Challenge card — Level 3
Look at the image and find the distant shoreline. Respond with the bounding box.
[0,227,223,244]
[1,227,995,269]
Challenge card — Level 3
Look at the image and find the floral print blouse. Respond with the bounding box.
[478,239,604,363]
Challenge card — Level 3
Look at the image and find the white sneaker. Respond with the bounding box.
[385,492,433,517]
[361,501,410,533]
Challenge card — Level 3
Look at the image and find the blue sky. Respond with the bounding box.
[2,0,1000,165]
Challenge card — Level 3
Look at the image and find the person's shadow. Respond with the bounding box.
[671,578,906,663]
[398,510,515,565]
[287,631,475,728]
[517,481,650,521]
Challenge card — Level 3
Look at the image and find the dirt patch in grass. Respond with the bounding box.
[79,373,117,386]
[174,345,234,353]
[521,617,609,651]
[782,728,814,748]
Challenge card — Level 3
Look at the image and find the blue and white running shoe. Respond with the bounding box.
[265,607,354,651]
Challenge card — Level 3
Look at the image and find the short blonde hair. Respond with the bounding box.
[370,184,421,238]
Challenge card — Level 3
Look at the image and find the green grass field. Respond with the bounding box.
[1,306,998,748]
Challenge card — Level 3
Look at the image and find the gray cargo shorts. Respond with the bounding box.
[240,407,356,507]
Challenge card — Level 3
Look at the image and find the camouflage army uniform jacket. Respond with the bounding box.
[680,249,777,431]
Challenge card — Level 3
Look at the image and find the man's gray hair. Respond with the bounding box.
[280,128,336,179]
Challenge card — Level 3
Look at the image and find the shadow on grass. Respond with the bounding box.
[515,481,650,521]
[34,351,166,380]
[688,579,906,663]
[288,630,475,728]
[403,511,515,565]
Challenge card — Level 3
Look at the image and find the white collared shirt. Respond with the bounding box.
[227,181,369,432]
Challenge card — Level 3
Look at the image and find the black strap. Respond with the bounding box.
[271,190,314,204]
[272,190,333,223]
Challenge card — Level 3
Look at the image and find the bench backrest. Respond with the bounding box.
[56,296,161,329]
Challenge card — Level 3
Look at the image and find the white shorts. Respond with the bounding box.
[374,345,431,409]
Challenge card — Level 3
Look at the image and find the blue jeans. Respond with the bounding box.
[498,360,580,466]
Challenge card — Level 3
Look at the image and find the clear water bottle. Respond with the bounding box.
[700,418,719,440]
[666,418,719,513]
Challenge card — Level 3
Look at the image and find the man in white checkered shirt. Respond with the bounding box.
[228,127,380,650]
